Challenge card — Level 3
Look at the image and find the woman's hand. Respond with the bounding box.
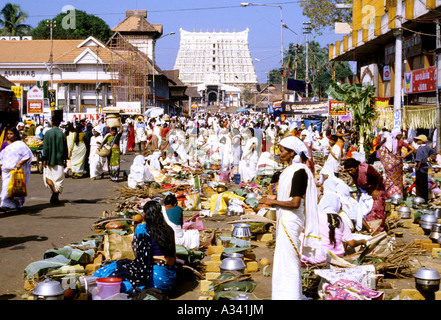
[259,195,276,205]
[372,190,380,200]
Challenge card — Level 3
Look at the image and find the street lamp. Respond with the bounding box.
[152,31,175,109]
[241,3,285,100]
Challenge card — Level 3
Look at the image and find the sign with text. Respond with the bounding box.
[27,101,43,114]
[27,85,44,100]
[116,101,141,114]
[404,66,437,94]
[375,97,390,108]
[11,86,23,99]
[67,113,103,122]
[282,101,328,115]
[328,100,347,116]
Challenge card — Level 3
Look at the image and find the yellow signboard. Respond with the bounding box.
[11,86,23,99]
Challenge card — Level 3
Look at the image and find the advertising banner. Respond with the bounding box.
[404,66,436,94]
[28,101,43,114]
[328,100,347,116]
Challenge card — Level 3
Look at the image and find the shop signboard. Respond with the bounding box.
[67,113,102,122]
[27,85,44,100]
[282,101,328,115]
[404,66,436,94]
[27,101,43,114]
[328,100,347,116]
[116,101,141,114]
[11,86,23,99]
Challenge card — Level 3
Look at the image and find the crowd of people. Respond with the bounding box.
[1,109,441,299]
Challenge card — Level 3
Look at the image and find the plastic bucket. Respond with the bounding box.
[96,277,122,299]
[234,174,241,184]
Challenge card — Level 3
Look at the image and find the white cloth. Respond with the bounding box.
[161,206,200,250]
[279,135,310,159]
[43,165,65,193]
[239,136,258,182]
[89,135,106,179]
[0,141,33,209]
[323,144,341,174]
[384,128,401,154]
[128,155,152,189]
[272,162,320,300]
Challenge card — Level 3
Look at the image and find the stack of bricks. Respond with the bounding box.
[198,243,261,300]
[414,238,440,251]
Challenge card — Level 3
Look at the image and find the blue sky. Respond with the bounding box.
[10,0,344,83]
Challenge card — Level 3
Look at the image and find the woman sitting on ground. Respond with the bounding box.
[93,200,177,295]
[163,194,200,250]
[301,192,367,265]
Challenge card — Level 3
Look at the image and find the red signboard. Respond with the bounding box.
[28,100,43,114]
[404,66,437,94]
[328,100,347,116]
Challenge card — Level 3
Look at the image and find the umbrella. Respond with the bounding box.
[145,107,164,118]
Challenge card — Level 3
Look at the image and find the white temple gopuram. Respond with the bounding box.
[174,28,258,109]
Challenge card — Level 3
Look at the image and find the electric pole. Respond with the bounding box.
[303,21,312,99]
[46,20,56,90]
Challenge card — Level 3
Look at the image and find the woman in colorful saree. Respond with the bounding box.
[377,128,415,198]
[92,200,176,295]
[258,135,321,300]
[99,124,122,182]
[0,127,33,212]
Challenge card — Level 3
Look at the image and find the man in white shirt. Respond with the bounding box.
[323,134,341,177]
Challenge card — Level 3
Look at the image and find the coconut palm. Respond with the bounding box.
[0,3,31,36]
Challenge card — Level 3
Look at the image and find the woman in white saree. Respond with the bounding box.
[239,128,258,183]
[259,135,321,300]
[0,127,33,211]
[89,126,107,180]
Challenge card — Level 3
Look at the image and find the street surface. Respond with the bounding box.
[0,153,135,300]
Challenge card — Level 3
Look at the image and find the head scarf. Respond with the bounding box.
[301,129,313,146]
[93,125,102,135]
[279,135,310,159]
[384,128,401,154]
[318,192,341,215]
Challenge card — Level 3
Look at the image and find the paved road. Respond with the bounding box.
[0,152,136,300]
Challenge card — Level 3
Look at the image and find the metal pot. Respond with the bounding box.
[232,223,251,239]
[414,267,441,293]
[397,206,412,219]
[219,257,246,275]
[421,213,438,232]
[433,208,441,219]
[232,294,253,300]
[216,184,228,193]
[430,223,441,242]
[391,194,403,206]
[412,197,426,208]
[222,252,244,260]
[32,279,65,300]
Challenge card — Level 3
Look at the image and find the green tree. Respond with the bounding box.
[280,41,353,98]
[326,80,377,157]
[299,0,352,35]
[30,10,112,43]
[0,3,31,36]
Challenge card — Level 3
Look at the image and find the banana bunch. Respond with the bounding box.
[28,141,43,148]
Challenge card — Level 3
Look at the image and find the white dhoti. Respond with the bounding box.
[43,165,65,193]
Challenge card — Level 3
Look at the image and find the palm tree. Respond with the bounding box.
[0,3,31,36]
